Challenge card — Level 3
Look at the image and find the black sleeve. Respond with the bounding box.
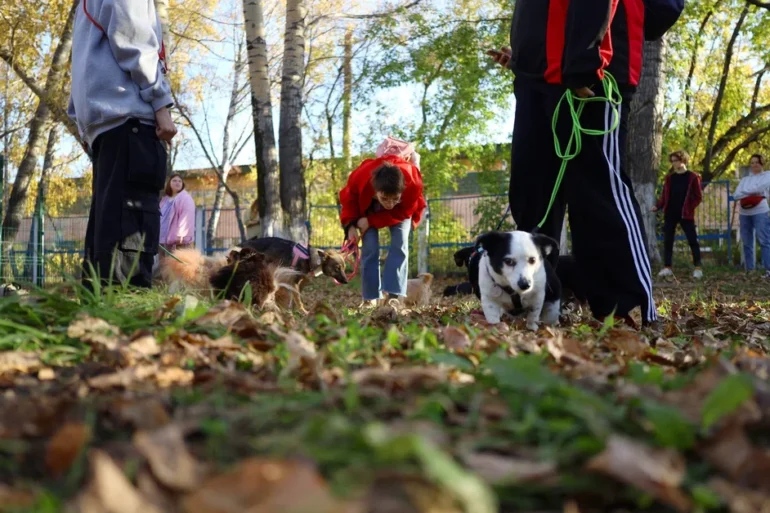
[643,0,685,41]
[561,0,615,89]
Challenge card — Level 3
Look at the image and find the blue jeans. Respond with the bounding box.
[740,213,770,271]
[361,220,411,300]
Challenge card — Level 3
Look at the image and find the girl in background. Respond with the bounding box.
[160,174,196,253]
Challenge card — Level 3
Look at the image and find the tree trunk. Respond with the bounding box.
[24,125,59,278]
[626,39,666,264]
[206,168,230,250]
[244,0,281,237]
[342,27,353,174]
[279,0,307,243]
[1,0,76,250]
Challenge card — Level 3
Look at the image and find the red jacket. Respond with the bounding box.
[507,0,683,88]
[339,155,427,230]
[656,171,703,220]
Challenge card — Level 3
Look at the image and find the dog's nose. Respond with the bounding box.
[517,278,531,291]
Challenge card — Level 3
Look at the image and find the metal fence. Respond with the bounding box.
[0,180,741,285]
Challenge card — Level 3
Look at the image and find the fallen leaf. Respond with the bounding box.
[371,304,399,323]
[0,351,42,374]
[351,367,448,392]
[37,368,56,380]
[87,364,158,389]
[311,301,341,323]
[699,420,770,491]
[113,398,171,430]
[134,424,204,491]
[0,484,37,508]
[586,435,691,512]
[709,478,770,513]
[46,422,91,477]
[441,326,471,350]
[0,395,73,437]
[604,329,648,360]
[364,474,462,513]
[73,450,164,513]
[67,314,123,350]
[181,458,340,513]
[664,362,761,427]
[281,331,320,381]
[137,469,179,512]
[155,366,194,388]
[126,332,160,358]
[461,452,558,485]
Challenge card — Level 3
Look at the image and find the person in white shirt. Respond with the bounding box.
[733,154,770,276]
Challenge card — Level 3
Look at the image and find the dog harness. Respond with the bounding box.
[291,243,311,267]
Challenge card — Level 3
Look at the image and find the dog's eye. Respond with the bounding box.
[528,257,536,265]
[503,258,516,267]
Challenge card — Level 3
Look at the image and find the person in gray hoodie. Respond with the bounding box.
[68,0,177,289]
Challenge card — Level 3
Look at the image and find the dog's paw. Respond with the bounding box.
[526,321,540,331]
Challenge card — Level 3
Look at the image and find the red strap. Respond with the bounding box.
[83,0,168,74]
[337,239,360,284]
[83,0,106,33]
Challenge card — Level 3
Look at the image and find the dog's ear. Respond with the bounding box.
[531,233,559,267]
[316,249,327,260]
[453,246,474,267]
[474,231,505,254]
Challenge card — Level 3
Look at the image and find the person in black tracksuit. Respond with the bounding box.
[653,150,703,279]
[489,0,684,328]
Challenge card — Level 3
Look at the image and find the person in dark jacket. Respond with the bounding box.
[653,150,704,279]
[488,0,684,329]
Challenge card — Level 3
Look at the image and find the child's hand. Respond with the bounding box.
[357,217,370,233]
[651,206,658,212]
[347,226,359,242]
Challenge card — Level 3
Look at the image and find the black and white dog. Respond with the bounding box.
[472,231,562,330]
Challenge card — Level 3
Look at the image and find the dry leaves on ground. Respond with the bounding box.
[586,435,692,512]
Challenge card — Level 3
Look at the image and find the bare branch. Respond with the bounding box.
[307,0,424,27]
[746,0,770,8]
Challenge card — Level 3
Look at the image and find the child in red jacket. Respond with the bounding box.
[652,150,703,279]
[339,137,427,304]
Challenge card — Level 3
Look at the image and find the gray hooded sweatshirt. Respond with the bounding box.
[67,0,172,146]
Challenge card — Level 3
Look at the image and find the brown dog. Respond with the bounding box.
[405,273,434,307]
[160,247,298,309]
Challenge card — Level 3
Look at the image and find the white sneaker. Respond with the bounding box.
[693,269,703,280]
[657,267,673,278]
[763,271,770,279]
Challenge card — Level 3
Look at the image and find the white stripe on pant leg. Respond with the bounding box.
[602,103,657,321]
[607,106,656,321]
[610,104,656,320]
[611,105,656,320]
[606,104,657,321]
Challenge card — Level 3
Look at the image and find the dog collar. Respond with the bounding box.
[483,258,515,296]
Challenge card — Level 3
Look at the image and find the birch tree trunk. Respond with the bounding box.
[342,27,353,174]
[627,38,667,264]
[279,0,308,243]
[244,0,281,237]
[1,0,76,268]
[24,125,59,278]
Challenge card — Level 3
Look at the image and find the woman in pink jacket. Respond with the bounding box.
[159,174,196,252]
